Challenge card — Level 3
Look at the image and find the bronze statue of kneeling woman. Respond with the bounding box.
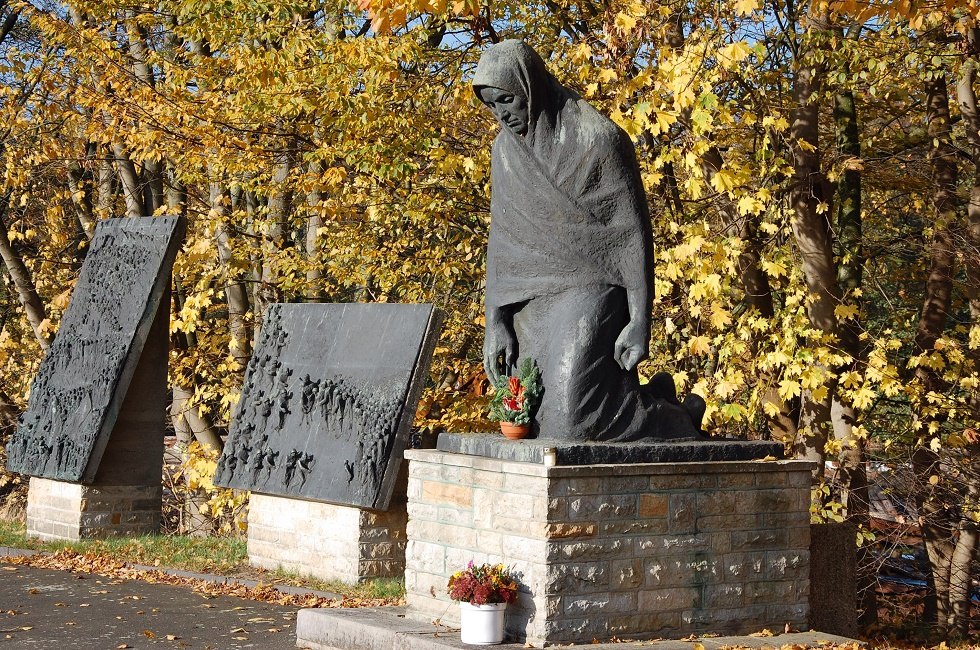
[473,40,706,442]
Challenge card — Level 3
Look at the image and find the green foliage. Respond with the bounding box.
[487,358,542,425]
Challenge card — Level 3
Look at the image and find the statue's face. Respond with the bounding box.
[478,86,529,136]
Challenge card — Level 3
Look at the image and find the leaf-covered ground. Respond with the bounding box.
[0,519,403,600]
[1,549,403,610]
[4,547,980,649]
[0,527,974,648]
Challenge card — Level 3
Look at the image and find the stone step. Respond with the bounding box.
[296,607,863,650]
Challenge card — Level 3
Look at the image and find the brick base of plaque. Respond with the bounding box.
[26,477,161,541]
[248,493,408,584]
[404,448,814,646]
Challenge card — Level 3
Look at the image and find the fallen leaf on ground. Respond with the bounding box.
[2,550,398,609]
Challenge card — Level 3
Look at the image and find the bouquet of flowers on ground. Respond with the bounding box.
[487,358,542,425]
[447,561,519,605]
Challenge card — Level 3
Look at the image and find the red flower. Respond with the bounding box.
[472,583,491,605]
[508,376,524,398]
[502,395,524,412]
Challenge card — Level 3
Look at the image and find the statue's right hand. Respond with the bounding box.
[483,321,517,385]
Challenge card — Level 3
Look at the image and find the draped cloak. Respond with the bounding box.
[473,41,652,312]
[474,41,700,442]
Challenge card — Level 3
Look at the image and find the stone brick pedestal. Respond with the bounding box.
[26,477,161,540]
[404,449,814,645]
[248,493,408,584]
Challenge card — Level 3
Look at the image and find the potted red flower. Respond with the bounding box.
[447,561,519,644]
[488,359,542,440]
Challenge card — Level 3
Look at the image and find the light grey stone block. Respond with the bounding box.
[26,477,160,540]
[247,492,407,583]
[404,451,814,645]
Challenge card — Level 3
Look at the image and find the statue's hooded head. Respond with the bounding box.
[473,40,563,143]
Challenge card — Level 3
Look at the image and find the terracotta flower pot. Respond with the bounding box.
[499,422,529,440]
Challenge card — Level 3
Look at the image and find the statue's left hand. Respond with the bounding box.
[613,322,649,371]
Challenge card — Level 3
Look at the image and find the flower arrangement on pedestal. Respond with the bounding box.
[447,562,519,645]
[487,358,542,439]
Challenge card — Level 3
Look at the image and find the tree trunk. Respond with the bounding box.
[948,462,979,636]
[123,13,165,214]
[67,141,96,239]
[96,148,117,220]
[833,81,875,624]
[913,446,956,627]
[169,234,223,538]
[111,142,146,217]
[244,189,264,340]
[211,179,252,364]
[787,11,841,481]
[952,33,980,636]
[170,384,223,452]
[306,159,327,301]
[169,390,213,537]
[166,166,187,217]
[0,200,49,349]
[171,279,196,350]
[912,71,959,629]
[258,137,295,312]
[958,37,980,401]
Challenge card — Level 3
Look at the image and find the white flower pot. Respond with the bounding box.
[459,601,506,645]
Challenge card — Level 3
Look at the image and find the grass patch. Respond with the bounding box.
[0,519,405,599]
[361,577,406,600]
[0,519,245,573]
[268,569,405,599]
[0,520,44,550]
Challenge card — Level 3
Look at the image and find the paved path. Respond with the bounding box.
[0,563,304,649]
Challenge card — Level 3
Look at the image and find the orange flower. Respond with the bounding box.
[508,376,523,397]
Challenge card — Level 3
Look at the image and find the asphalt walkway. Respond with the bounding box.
[1,563,302,649]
